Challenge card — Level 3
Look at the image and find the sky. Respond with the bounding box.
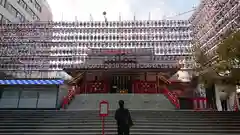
[47,0,200,21]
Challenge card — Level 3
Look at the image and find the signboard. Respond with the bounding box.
[0,62,180,71]
[88,48,154,56]
[99,100,109,117]
[78,63,178,69]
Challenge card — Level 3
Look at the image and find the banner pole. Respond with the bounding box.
[102,116,105,135]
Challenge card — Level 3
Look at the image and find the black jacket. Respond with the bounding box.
[115,108,133,127]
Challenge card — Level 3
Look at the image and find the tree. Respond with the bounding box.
[216,30,240,84]
[192,29,240,110]
[217,30,240,63]
[192,45,215,86]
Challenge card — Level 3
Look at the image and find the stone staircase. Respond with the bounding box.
[1,110,240,134]
[68,94,175,110]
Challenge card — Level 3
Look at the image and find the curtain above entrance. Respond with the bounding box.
[0,80,64,85]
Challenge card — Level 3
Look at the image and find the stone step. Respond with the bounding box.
[1,118,240,122]
[3,114,240,117]
[1,113,240,118]
[1,122,240,126]
[0,111,239,114]
[0,117,240,122]
[1,121,240,124]
[0,131,239,135]
[1,128,240,133]
[1,110,240,115]
[1,125,240,130]
[0,113,240,119]
[68,94,175,110]
[1,110,240,135]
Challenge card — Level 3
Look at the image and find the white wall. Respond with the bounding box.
[214,85,222,111]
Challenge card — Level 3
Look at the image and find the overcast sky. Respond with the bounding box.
[47,0,200,21]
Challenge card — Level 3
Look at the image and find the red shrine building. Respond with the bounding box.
[0,20,201,109]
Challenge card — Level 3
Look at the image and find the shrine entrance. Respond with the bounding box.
[110,74,132,93]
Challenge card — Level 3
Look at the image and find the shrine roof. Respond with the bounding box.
[65,67,180,78]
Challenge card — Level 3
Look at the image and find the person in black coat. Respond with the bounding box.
[115,100,133,135]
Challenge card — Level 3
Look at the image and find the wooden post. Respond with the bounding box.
[144,72,147,81]
[156,73,159,93]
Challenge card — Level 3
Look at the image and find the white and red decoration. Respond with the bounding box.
[0,21,192,71]
[133,80,157,93]
[191,0,239,57]
[84,81,108,93]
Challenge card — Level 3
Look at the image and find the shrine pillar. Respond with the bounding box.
[227,86,238,111]
[214,84,223,111]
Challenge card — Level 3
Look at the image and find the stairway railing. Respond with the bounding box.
[163,88,180,109]
[62,86,76,109]
[192,97,207,110]
[157,75,180,109]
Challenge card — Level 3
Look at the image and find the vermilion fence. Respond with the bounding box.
[62,80,209,110]
[192,97,207,110]
[132,80,157,93]
[162,88,180,109]
[62,86,76,109]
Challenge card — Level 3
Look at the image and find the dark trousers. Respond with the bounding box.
[221,100,227,111]
[117,125,129,135]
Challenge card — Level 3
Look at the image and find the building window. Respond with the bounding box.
[24,3,40,21]
[2,16,10,24]
[29,8,34,16]
[5,2,18,17]
[17,0,27,9]
[5,1,26,22]
[33,14,39,21]
[29,0,41,12]
[0,14,2,22]
[17,0,40,21]
[16,12,25,22]
[26,6,32,16]
[0,0,6,6]
[35,2,41,12]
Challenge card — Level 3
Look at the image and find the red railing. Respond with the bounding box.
[62,86,76,109]
[192,97,207,110]
[132,80,180,108]
[162,88,180,109]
